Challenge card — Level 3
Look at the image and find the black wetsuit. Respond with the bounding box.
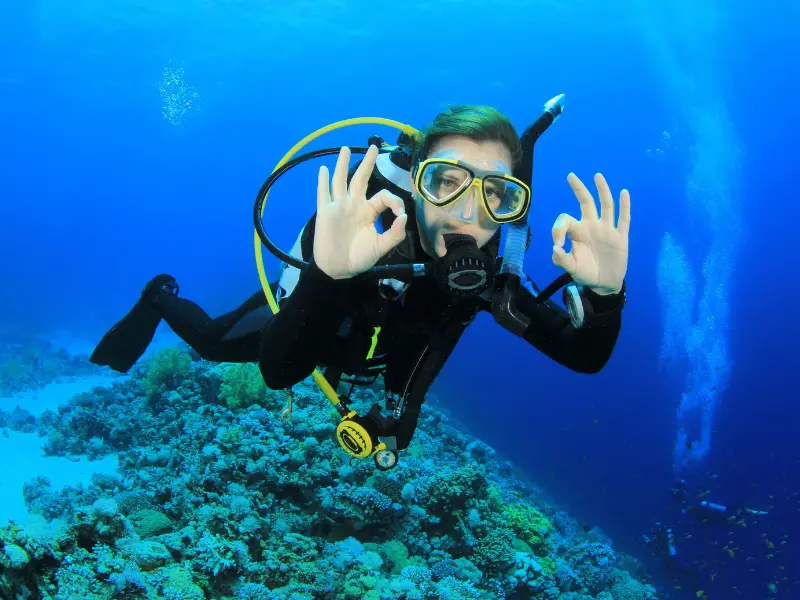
[150,218,625,384]
[256,216,625,391]
[151,288,272,364]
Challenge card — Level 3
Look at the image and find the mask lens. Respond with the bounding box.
[419,163,472,206]
[483,176,527,220]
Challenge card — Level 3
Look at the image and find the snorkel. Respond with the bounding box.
[492,94,567,335]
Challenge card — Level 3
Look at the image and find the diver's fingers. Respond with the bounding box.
[349,145,379,201]
[618,188,631,238]
[377,213,408,257]
[595,173,615,224]
[331,146,351,201]
[551,213,581,247]
[365,189,408,256]
[567,172,599,222]
[366,189,406,221]
[317,165,332,211]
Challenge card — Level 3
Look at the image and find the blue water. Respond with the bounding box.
[2,0,798,598]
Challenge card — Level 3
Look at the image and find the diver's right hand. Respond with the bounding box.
[313,144,408,280]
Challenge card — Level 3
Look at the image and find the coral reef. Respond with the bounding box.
[1,346,658,599]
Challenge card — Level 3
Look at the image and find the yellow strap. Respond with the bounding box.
[367,327,381,360]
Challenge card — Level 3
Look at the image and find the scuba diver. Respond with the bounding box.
[643,521,685,572]
[671,478,770,524]
[643,479,771,591]
[642,520,703,594]
[642,482,701,589]
[90,99,631,470]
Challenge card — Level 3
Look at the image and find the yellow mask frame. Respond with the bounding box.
[413,157,532,224]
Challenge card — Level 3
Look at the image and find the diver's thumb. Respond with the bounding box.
[376,213,408,257]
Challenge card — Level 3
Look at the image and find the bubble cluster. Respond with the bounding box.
[159,61,199,126]
[657,106,741,473]
[646,130,672,159]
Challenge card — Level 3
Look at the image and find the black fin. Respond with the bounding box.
[89,275,176,373]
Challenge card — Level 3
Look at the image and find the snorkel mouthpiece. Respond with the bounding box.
[435,234,494,297]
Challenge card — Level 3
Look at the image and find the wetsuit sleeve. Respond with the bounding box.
[258,260,351,389]
[258,161,382,390]
[514,282,626,374]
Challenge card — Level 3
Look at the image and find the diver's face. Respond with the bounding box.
[411,136,513,258]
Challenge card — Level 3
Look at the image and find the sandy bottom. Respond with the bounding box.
[1,373,123,418]
[0,374,122,525]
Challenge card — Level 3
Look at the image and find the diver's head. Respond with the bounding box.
[409,106,526,259]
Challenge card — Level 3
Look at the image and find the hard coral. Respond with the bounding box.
[504,502,553,552]
[471,527,516,574]
[423,463,488,513]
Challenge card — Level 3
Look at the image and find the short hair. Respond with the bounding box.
[410,105,522,169]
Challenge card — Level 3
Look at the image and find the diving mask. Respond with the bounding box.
[413,158,531,224]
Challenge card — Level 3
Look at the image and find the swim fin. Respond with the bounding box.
[89,274,178,373]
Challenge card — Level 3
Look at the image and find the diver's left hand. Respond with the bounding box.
[551,173,630,295]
